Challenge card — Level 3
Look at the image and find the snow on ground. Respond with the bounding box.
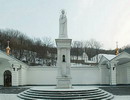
[0,94,130,100]
[0,94,21,100]
[0,86,130,100]
[114,96,130,100]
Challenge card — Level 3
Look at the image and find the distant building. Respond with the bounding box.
[71,52,90,64]
[98,52,130,85]
[91,54,116,63]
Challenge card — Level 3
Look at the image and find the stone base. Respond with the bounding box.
[18,87,114,100]
[56,77,72,89]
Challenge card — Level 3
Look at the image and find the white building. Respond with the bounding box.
[99,52,130,85]
[71,52,90,64]
[0,50,28,86]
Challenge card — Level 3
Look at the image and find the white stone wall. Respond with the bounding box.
[100,65,110,84]
[71,67,100,85]
[27,67,57,85]
[26,66,100,85]
[116,62,130,84]
[19,67,27,85]
[127,66,130,84]
[117,64,127,84]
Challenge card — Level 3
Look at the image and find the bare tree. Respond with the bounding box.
[71,41,83,63]
[83,39,102,61]
[42,37,54,47]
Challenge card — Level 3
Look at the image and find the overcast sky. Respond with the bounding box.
[0,0,130,49]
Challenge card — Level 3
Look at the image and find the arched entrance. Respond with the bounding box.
[3,70,12,87]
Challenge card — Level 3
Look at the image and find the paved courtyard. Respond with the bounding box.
[0,94,130,100]
[0,86,130,100]
[99,86,130,95]
[0,87,28,94]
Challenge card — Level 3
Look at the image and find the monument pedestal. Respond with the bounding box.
[56,77,72,89]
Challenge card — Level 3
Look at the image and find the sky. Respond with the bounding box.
[0,0,130,49]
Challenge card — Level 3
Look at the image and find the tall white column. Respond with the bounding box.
[18,66,22,85]
[12,64,21,86]
[127,67,130,83]
[110,61,118,85]
[99,65,102,84]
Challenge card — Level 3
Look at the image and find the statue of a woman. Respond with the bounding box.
[59,10,68,38]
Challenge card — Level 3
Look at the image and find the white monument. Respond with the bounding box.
[59,10,68,38]
[55,10,72,88]
[17,9,113,100]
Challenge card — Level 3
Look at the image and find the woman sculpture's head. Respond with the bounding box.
[61,10,65,15]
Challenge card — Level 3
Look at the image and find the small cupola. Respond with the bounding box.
[6,41,10,55]
[115,42,119,55]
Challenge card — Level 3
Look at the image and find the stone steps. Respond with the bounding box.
[17,88,114,100]
[23,91,104,96]
[23,89,104,97]
[25,88,101,94]
[20,92,109,99]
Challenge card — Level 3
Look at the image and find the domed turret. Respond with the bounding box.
[115,42,119,55]
[6,41,10,55]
